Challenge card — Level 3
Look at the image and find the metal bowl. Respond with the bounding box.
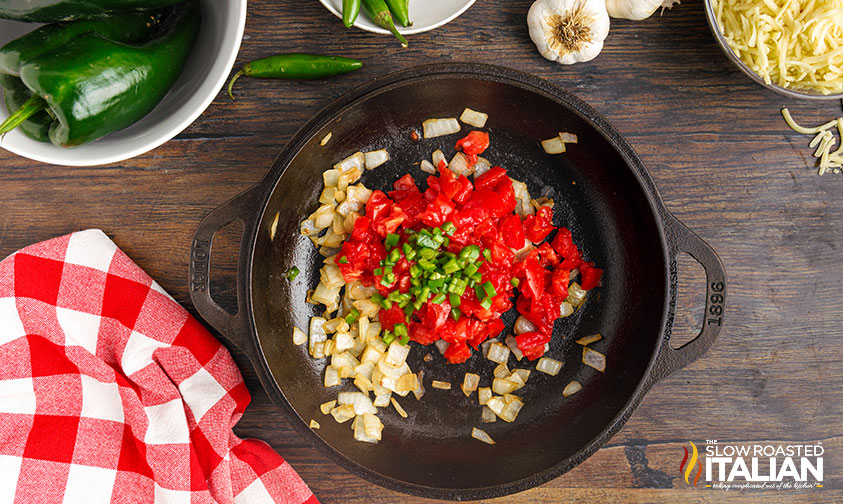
[703,0,843,101]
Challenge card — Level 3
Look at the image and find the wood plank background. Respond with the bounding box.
[1,0,842,502]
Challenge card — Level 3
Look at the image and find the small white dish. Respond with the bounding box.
[0,0,247,166]
[318,0,476,35]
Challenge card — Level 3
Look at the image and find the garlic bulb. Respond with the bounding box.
[527,0,610,65]
[606,0,680,20]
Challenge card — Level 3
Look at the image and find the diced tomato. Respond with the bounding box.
[378,304,406,331]
[524,206,554,243]
[452,175,473,205]
[455,131,490,156]
[551,268,570,299]
[444,340,471,364]
[500,215,525,249]
[520,257,546,300]
[515,332,551,360]
[551,227,582,268]
[579,262,603,290]
[409,321,438,345]
[393,173,418,192]
[474,166,507,191]
[425,300,451,331]
[417,193,456,227]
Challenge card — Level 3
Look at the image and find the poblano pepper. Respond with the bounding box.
[0,0,183,22]
[0,3,200,147]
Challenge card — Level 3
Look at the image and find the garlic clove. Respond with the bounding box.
[528,0,610,65]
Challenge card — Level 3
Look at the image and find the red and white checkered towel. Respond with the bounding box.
[0,230,318,504]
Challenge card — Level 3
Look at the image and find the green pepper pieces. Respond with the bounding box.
[0,0,184,22]
[0,3,200,147]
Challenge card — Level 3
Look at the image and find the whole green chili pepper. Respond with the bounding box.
[384,0,411,27]
[343,0,361,28]
[227,53,363,100]
[0,3,200,147]
[361,0,408,48]
[0,0,183,22]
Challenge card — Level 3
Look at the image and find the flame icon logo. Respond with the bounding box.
[680,441,703,487]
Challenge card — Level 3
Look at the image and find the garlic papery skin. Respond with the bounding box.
[528,0,610,65]
[606,0,679,20]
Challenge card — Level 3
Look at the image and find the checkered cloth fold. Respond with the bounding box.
[0,230,317,504]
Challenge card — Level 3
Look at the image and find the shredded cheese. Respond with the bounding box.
[712,0,843,94]
[782,101,843,174]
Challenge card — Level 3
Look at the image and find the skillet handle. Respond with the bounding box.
[188,185,261,360]
[650,212,727,384]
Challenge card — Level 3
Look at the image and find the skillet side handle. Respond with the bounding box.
[651,212,727,384]
[188,186,260,359]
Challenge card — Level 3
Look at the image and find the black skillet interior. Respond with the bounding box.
[248,72,668,494]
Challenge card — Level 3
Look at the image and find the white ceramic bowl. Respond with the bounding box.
[318,0,475,35]
[0,0,247,166]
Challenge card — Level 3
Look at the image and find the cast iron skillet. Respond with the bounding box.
[189,64,727,500]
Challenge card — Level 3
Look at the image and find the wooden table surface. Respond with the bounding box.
[2,0,842,502]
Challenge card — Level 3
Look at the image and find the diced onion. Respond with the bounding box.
[354,374,374,393]
[481,406,497,423]
[320,132,332,146]
[493,363,510,379]
[471,427,496,445]
[338,391,377,415]
[309,317,327,355]
[582,348,606,372]
[320,400,336,414]
[566,282,587,308]
[269,212,280,241]
[323,169,340,187]
[510,368,530,383]
[435,339,450,355]
[312,282,341,310]
[330,404,355,423]
[420,159,436,174]
[324,366,341,387]
[492,378,518,395]
[432,149,446,167]
[373,392,391,407]
[541,136,566,154]
[310,419,320,429]
[320,263,345,288]
[536,357,563,376]
[559,132,578,143]
[462,373,480,394]
[293,327,307,346]
[499,397,523,423]
[559,302,574,318]
[364,149,389,170]
[431,380,452,390]
[563,380,583,397]
[395,373,419,393]
[460,108,488,128]
[514,316,537,335]
[448,152,471,176]
[486,396,505,416]
[391,397,408,418]
[385,341,410,367]
[334,152,365,179]
[423,118,460,138]
[473,157,491,178]
[412,370,425,400]
[576,333,602,346]
[478,387,492,406]
[486,342,510,364]
[504,334,523,360]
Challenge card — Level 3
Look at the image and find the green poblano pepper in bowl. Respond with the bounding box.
[0,2,200,147]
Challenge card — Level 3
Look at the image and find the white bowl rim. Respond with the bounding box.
[0,0,248,166]
[317,0,476,35]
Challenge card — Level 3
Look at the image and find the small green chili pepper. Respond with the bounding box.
[361,0,408,48]
[384,0,411,27]
[342,0,361,27]
[227,53,363,100]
